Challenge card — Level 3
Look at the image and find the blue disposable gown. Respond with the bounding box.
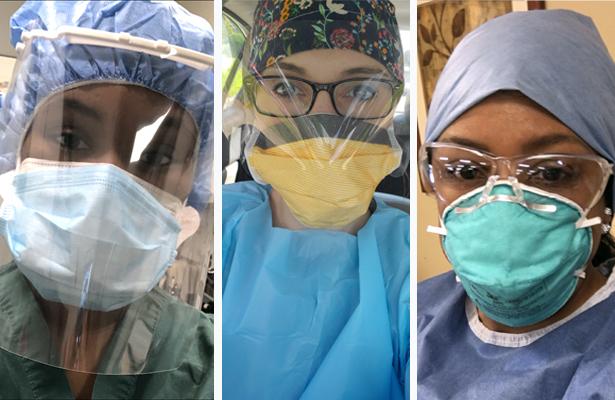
[418,271,615,399]
[222,181,409,399]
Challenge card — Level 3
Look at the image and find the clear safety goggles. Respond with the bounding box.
[420,142,614,214]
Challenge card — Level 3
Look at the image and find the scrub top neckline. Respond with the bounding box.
[466,270,615,347]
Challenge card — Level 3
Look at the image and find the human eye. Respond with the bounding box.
[138,144,175,168]
[345,83,377,102]
[526,159,578,186]
[272,81,302,98]
[442,160,488,182]
[56,130,90,151]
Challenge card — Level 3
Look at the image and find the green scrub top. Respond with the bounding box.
[0,262,214,399]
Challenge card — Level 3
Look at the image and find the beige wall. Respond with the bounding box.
[417,44,451,281]
[417,1,615,281]
[0,56,14,95]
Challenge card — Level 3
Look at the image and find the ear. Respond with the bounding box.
[176,206,201,248]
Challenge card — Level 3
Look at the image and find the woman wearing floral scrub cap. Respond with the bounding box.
[222,0,408,399]
[419,10,615,399]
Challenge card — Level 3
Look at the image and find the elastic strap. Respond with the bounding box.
[427,225,447,236]
[576,216,602,229]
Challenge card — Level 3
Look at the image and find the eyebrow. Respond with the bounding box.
[276,61,306,75]
[61,98,103,122]
[439,136,491,152]
[441,133,588,155]
[275,63,390,79]
[520,132,588,153]
[343,67,389,77]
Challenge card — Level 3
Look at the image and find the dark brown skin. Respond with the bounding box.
[22,83,198,199]
[20,83,198,399]
[436,91,611,334]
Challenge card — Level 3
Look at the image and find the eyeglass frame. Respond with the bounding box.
[419,142,614,211]
[243,74,404,120]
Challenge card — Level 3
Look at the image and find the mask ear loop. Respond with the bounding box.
[574,211,601,280]
[573,208,609,280]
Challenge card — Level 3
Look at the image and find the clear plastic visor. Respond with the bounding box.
[18,81,200,200]
[0,30,211,375]
[242,59,404,183]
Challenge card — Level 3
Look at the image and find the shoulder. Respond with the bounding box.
[418,270,461,310]
[373,199,409,229]
[418,271,466,331]
[155,288,214,348]
[222,181,269,222]
[369,201,409,280]
[163,303,214,398]
[136,291,214,398]
[418,270,457,296]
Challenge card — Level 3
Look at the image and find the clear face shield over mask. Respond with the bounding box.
[241,60,404,229]
[420,142,614,327]
[0,28,212,374]
[225,0,405,230]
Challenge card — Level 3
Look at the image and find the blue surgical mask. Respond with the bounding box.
[430,178,601,327]
[0,162,182,311]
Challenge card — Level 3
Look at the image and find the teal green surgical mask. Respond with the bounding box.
[429,177,602,328]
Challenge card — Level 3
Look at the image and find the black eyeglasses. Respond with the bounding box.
[245,76,402,119]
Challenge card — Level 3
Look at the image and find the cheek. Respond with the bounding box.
[252,110,278,131]
[436,198,447,216]
[379,110,395,128]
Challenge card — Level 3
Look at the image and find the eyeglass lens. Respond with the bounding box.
[254,78,394,118]
[427,145,606,209]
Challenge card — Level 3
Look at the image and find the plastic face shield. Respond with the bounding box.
[0,28,212,375]
[420,142,614,217]
[243,59,403,180]
[236,56,405,228]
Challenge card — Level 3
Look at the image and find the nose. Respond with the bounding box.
[93,150,129,170]
[493,159,515,179]
[309,90,337,115]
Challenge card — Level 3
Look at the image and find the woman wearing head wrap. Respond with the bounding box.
[418,10,615,399]
[222,1,409,399]
[0,1,213,398]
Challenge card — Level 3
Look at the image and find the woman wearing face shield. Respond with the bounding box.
[418,10,615,399]
[0,1,213,398]
[222,1,409,399]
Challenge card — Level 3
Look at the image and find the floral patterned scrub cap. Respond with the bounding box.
[248,0,404,82]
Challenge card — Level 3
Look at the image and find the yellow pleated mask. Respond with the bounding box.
[247,137,402,228]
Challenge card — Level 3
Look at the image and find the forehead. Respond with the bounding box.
[438,92,596,157]
[261,49,390,81]
[40,83,173,118]
[32,83,197,138]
